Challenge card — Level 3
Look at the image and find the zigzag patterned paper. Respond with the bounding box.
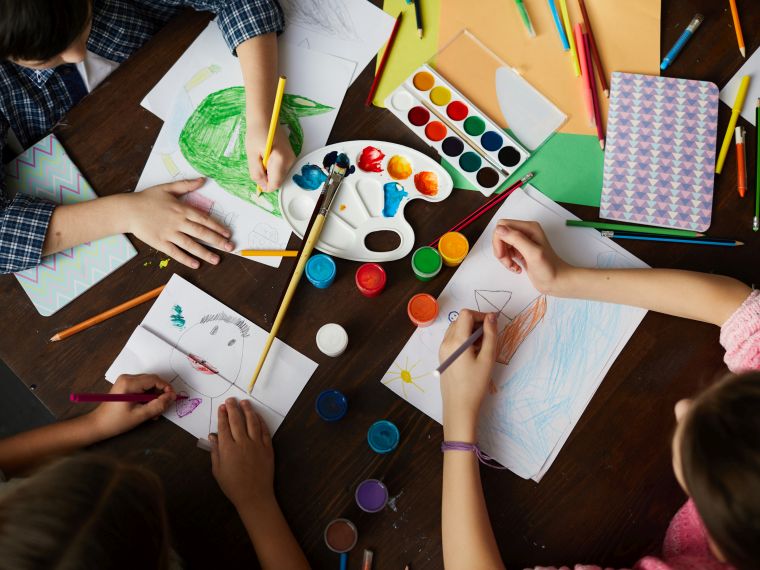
[6,135,136,316]
[600,73,718,232]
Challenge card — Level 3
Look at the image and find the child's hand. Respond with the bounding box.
[89,374,176,439]
[439,310,498,442]
[492,220,571,295]
[246,127,296,193]
[209,398,275,510]
[128,179,234,269]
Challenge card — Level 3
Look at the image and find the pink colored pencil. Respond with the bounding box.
[429,173,534,247]
[365,11,403,106]
[583,29,605,150]
[574,24,595,126]
[70,393,187,403]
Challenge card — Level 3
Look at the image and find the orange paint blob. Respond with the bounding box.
[412,71,435,91]
[339,204,347,211]
[413,171,439,196]
[407,293,439,327]
[424,121,447,142]
[387,155,413,180]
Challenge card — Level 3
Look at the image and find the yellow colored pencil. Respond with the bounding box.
[559,0,581,76]
[716,75,750,174]
[239,250,298,257]
[257,75,287,196]
[728,0,746,58]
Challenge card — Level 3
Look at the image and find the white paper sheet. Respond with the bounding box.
[138,22,356,267]
[106,275,318,439]
[381,186,648,481]
[720,48,760,126]
[279,0,394,84]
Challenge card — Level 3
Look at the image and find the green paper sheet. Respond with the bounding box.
[442,133,605,207]
[374,0,441,107]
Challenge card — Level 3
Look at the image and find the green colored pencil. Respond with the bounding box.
[566,220,703,237]
[755,99,759,232]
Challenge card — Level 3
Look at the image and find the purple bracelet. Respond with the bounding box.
[441,441,507,469]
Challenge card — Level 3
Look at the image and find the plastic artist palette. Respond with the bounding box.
[280,140,453,262]
[385,64,530,197]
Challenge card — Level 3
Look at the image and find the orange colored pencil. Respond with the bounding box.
[50,285,166,342]
[728,0,746,58]
[736,126,747,198]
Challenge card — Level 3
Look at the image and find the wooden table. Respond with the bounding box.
[1,1,758,568]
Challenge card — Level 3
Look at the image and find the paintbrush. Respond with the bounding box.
[404,87,511,177]
[248,157,350,392]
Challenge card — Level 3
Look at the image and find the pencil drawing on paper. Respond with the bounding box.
[495,295,547,365]
[179,86,334,216]
[383,357,429,398]
[280,0,360,41]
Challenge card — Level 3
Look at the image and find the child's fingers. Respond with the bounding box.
[241,400,261,441]
[264,151,286,192]
[248,156,268,191]
[181,221,231,253]
[259,416,271,447]
[498,220,547,244]
[224,398,246,442]
[162,178,206,196]
[217,404,232,442]
[138,393,174,419]
[185,209,232,240]
[129,373,170,393]
[161,242,200,269]
[171,233,220,265]
[208,434,220,472]
[478,313,498,363]
[493,226,537,265]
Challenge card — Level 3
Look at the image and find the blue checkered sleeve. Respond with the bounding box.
[0,193,56,275]
[170,0,285,52]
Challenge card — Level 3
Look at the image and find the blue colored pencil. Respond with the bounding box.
[547,0,570,49]
[661,14,703,70]
[601,231,742,247]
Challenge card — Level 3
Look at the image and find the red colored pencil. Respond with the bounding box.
[578,0,608,97]
[365,11,403,106]
[70,393,187,403]
[582,28,605,150]
[429,173,534,247]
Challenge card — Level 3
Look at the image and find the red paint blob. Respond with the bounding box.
[446,100,468,121]
[355,263,387,297]
[357,146,385,172]
[425,121,447,141]
[408,106,430,126]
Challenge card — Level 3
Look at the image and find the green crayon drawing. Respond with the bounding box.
[179,86,333,216]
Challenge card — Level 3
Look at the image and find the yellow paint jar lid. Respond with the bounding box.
[438,232,470,266]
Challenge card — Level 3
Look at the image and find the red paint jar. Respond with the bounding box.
[355,263,387,297]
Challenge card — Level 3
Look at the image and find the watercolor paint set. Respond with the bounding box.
[385,64,529,196]
[280,140,453,262]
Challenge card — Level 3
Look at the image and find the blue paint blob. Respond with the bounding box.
[481,131,504,151]
[170,305,185,329]
[382,182,408,217]
[322,150,355,177]
[293,164,328,190]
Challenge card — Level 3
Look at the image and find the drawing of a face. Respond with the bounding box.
[170,313,248,397]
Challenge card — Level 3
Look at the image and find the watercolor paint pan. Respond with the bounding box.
[280,140,453,262]
[385,64,530,197]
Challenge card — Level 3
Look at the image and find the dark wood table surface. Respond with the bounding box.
[1,1,759,568]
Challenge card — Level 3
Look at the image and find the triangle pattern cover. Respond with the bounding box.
[600,73,718,232]
[6,135,137,316]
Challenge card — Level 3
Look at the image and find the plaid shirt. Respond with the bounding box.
[0,0,284,274]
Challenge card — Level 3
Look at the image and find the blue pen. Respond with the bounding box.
[661,14,703,70]
[547,0,569,50]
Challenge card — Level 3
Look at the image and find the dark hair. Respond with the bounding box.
[0,454,172,570]
[680,371,760,570]
[0,0,91,62]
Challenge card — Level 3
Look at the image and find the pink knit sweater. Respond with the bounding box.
[720,290,760,373]
[526,291,760,570]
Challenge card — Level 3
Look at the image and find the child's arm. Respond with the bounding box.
[439,311,506,570]
[492,220,752,327]
[42,178,233,270]
[237,33,296,193]
[209,398,309,570]
[0,374,176,477]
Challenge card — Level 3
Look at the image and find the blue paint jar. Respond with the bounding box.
[367,420,400,454]
[306,254,337,289]
[316,389,348,421]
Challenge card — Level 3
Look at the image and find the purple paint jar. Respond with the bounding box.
[355,479,388,513]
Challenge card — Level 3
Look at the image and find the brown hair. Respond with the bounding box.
[0,454,172,570]
[680,371,760,570]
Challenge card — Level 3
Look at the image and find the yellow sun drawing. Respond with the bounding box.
[383,356,429,398]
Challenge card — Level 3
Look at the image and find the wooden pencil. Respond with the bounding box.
[577,0,609,97]
[601,231,743,246]
[50,285,166,342]
[728,0,746,58]
[239,250,298,257]
[582,29,604,149]
[257,75,287,196]
[566,220,703,237]
[366,11,403,106]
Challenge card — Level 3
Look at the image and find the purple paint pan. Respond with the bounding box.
[355,479,388,513]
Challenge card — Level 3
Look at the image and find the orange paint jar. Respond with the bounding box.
[407,293,439,327]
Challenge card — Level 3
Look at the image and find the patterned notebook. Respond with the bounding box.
[6,135,137,316]
[600,73,719,232]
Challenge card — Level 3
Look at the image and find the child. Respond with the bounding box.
[0,377,308,569]
[436,220,760,569]
[0,0,295,273]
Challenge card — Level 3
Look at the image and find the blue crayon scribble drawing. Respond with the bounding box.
[170,305,186,329]
[382,182,408,217]
[293,164,328,190]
